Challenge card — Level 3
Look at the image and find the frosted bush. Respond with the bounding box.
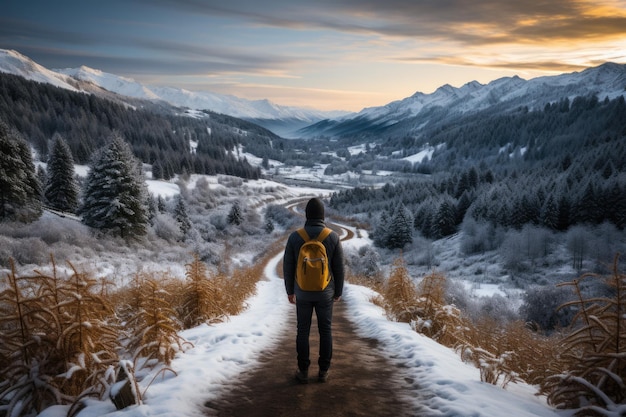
[12,237,49,265]
[0,236,12,267]
[264,204,298,228]
[211,214,228,231]
[153,214,182,243]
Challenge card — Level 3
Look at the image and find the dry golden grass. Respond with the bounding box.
[0,236,282,415]
[377,255,565,389]
[414,271,467,347]
[179,253,227,328]
[456,318,563,388]
[122,273,192,369]
[383,257,421,323]
[376,251,626,416]
[0,256,119,415]
[541,255,626,414]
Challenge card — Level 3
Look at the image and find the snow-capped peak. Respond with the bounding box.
[56,65,161,100]
[300,62,626,138]
[0,49,78,91]
[0,48,350,130]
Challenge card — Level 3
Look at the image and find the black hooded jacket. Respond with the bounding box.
[283,219,345,301]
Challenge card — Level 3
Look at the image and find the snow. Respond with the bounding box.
[402,147,435,164]
[0,49,79,92]
[53,63,348,121]
[146,180,180,198]
[347,143,375,155]
[338,64,626,138]
[38,229,567,417]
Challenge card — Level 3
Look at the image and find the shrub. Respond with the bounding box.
[383,257,420,323]
[0,257,119,415]
[152,213,183,243]
[122,273,192,370]
[265,204,298,229]
[542,255,626,415]
[10,237,50,266]
[520,285,576,331]
[179,254,227,328]
[346,245,382,284]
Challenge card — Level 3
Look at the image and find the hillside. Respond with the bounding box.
[0,72,283,179]
[34,241,564,417]
[0,49,349,138]
[299,62,626,140]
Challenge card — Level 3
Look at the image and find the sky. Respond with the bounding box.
[2,0,626,112]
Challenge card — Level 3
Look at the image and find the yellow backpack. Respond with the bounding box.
[296,227,333,291]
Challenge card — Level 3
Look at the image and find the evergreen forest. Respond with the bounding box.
[1,65,626,417]
[330,95,626,246]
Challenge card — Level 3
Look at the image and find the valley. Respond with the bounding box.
[1,49,626,417]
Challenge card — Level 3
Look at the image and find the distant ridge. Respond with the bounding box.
[298,62,626,139]
[0,49,349,138]
[1,49,625,140]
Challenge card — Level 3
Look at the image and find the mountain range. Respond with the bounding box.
[0,49,347,138]
[299,62,626,139]
[1,49,625,141]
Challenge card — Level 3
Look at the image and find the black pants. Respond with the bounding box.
[296,297,334,372]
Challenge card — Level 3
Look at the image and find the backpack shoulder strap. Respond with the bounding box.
[297,227,332,242]
[296,228,310,241]
[316,227,332,242]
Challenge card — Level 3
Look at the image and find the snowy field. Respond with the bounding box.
[37,228,570,417]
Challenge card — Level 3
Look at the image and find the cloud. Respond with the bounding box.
[3,0,625,110]
[134,39,305,73]
[0,17,101,47]
[0,14,311,79]
[144,0,626,46]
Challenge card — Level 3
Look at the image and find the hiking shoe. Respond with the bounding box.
[318,370,329,383]
[295,369,308,384]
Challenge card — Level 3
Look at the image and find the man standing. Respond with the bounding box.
[283,197,344,383]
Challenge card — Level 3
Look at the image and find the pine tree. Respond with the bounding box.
[373,210,391,248]
[36,165,47,198]
[433,199,457,238]
[540,194,559,230]
[174,195,191,240]
[80,133,148,238]
[456,191,472,224]
[147,195,157,226]
[606,179,626,229]
[151,160,163,180]
[573,181,601,225]
[387,204,413,249]
[557,193,571,231]
[44,134,78,213]
[0,120,42,222]
[227,201,243,226]
[157,195,166,213]
[414,200,437,239]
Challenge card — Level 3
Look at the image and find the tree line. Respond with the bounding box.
[0,73,273,180]
[330,95,626,248]
[1,120,152,238]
